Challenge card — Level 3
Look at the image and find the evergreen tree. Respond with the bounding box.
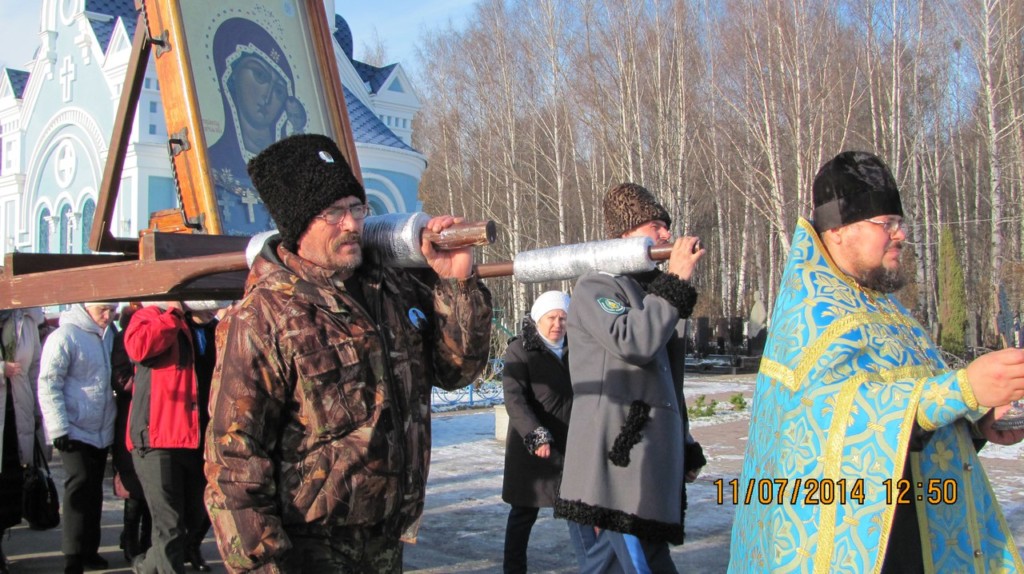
[938,228,967,357]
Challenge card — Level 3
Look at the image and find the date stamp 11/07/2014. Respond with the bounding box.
[713,477,959,506]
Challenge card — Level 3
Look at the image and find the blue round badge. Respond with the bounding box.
[408,307,427,330]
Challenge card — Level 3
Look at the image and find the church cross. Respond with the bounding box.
[60,57,76,102]
[216,196,232,223]
[240,189,262,224]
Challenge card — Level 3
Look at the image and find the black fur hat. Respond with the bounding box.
[812,151,903,232]
[247,134,366,249]
[603,183,672,239]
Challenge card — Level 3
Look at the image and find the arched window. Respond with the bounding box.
[58,204,73,254]
[367,196,388,217]
[81,198,95,254]
[37,208,51,253]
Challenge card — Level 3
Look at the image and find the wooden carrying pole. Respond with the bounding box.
[0,220,496,308]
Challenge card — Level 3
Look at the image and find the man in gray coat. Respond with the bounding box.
[555,183,707,573]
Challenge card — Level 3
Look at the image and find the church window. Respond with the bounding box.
[58,204,73,254]
[37,208,50,253]
[368,197,387,217]
[81,198,95,254]
[148,176,177,213]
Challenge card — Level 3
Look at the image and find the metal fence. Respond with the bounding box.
[431,358,504,412]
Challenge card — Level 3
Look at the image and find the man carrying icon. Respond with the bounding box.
[204,134,492,573]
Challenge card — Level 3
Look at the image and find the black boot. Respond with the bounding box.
[187,545,211,572]
[80,553,109,571]
[121,498,143,561]
[64,554,84,574]
[0,536,9,574]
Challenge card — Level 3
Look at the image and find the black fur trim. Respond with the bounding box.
[554,498,685,545]
[519,317,546,352]
[518,315,566,354]
[607,401,651,467]
[523,426,553,453]
[644,271,698,317]
[684,442,707,474]
[680,484,688,529]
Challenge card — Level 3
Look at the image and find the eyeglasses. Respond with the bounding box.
[863,218,908,235]
[315,203,370,225]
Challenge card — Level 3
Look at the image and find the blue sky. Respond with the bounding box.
[0,2,477,72]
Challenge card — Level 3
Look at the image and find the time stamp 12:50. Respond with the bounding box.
[712,478,959,505]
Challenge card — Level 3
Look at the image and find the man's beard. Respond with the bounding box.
[856,265,906,293]
[329,233,362,273]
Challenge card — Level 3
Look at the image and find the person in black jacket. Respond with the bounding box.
[110,304,152,564]
[501,291,573,574]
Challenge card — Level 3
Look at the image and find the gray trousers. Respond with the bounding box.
[132,448,207,574]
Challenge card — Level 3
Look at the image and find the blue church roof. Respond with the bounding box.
[343,86,416,153]
[332,15,397,95]
[86,0,137,20]
[333,15,354,61]
[352,61,397,95]
[85,0,138,51]
[4,69,30,98]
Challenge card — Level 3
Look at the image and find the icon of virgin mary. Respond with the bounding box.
[206,17,307,236]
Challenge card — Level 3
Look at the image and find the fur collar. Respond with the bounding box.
[519,317,566,353]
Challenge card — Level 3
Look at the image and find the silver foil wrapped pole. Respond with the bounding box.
[511,236,656,283]
[362,212,433,267]
[244,212,496,269]
[242,214,432,269]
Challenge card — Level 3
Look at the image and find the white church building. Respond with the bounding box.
[0,0,425,258]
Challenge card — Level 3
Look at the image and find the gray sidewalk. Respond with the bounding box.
[3,373,1022,573]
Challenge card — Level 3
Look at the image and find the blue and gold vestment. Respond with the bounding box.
[728,218,1022,574]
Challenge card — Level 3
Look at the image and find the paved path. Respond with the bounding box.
[3,373,1021,573]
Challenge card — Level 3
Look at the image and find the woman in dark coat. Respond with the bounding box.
[501,291,573,574]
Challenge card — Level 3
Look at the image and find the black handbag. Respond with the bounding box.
[22,438,60,530]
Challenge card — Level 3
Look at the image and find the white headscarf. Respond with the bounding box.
[530,291,571,323]
[530,291,570,356]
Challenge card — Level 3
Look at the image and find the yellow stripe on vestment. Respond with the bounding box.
[813,365,930,574]
[759,358,795,391]
[956,369,978,411]
[759,311,926,394]
[794,312,920,390]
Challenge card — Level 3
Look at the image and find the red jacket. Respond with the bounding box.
[123,306,200,450]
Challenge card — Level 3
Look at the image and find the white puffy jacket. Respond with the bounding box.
[38,304,116,448]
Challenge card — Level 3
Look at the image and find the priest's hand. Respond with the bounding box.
[965,348,1024,408]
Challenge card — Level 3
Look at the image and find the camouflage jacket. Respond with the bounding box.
[204,241,492,573]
